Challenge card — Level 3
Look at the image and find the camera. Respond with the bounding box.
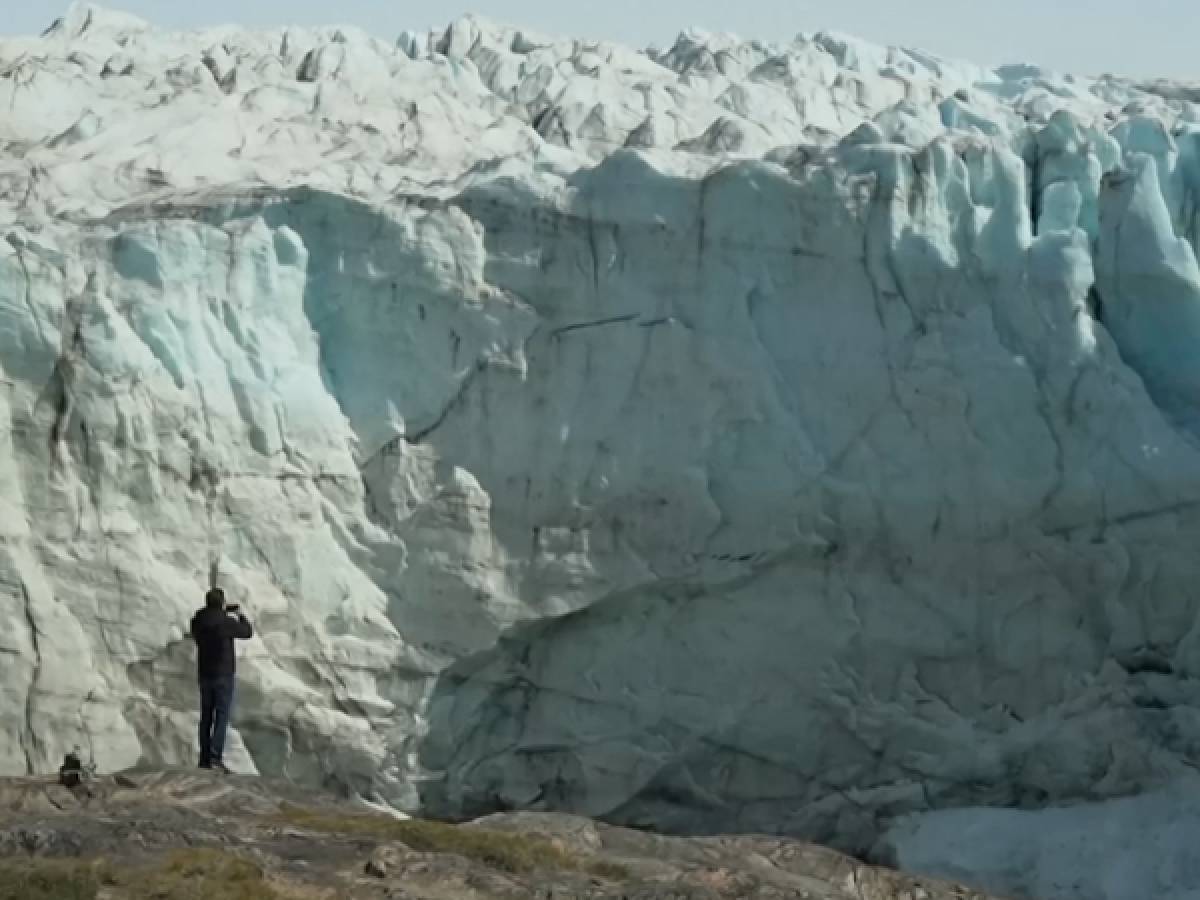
[226,603,241,614]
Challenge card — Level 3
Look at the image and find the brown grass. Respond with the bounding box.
[586,859,634,880]
[0,849,311,900]
[120,848,290,899]
[0,858,107,900]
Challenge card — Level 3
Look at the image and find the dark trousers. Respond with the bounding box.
[198,676,235,766]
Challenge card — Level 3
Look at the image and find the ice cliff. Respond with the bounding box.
[3,4,1200,897]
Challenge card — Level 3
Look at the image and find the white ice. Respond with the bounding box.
[2,5,1200,897]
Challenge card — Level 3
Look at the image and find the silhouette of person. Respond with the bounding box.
[189,587,253,773]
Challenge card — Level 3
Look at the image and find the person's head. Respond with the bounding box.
[205,587,225,610]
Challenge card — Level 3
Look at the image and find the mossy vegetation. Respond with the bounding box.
[274,804,628,879]
[0,809,630,899]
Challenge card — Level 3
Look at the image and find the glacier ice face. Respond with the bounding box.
[4,0,1200,869]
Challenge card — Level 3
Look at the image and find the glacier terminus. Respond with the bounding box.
[3,4,1200,897]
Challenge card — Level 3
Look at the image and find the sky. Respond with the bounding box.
[3,0,1199,80]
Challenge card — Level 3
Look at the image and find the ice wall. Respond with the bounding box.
[3,5,1200,885]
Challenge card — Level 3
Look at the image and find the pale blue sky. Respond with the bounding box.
[5,1,1198,79]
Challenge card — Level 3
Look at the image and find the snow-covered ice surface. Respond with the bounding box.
[3,3,1200,895]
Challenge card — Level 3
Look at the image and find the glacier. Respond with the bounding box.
[878,780,1200,900]
[3,3,1200,896]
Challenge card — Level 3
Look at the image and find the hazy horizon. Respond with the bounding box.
[3,1,1198,80]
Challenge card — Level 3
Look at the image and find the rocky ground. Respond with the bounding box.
[0,770,1002,899]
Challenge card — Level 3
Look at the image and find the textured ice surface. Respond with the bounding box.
[3,4,1200,894]
[879,778,1200,899]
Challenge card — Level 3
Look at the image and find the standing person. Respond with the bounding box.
[190,587,253,773]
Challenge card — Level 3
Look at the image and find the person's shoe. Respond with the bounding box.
[211,760,231,775]
[198,760,212,770]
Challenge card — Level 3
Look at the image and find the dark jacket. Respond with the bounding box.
[190,607,253,680]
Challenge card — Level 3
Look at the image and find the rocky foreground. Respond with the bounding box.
[0,770,998,899]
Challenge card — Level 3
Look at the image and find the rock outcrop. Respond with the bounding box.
[0,770,1000,899]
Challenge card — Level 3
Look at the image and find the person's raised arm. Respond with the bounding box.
[225,612,253,640]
